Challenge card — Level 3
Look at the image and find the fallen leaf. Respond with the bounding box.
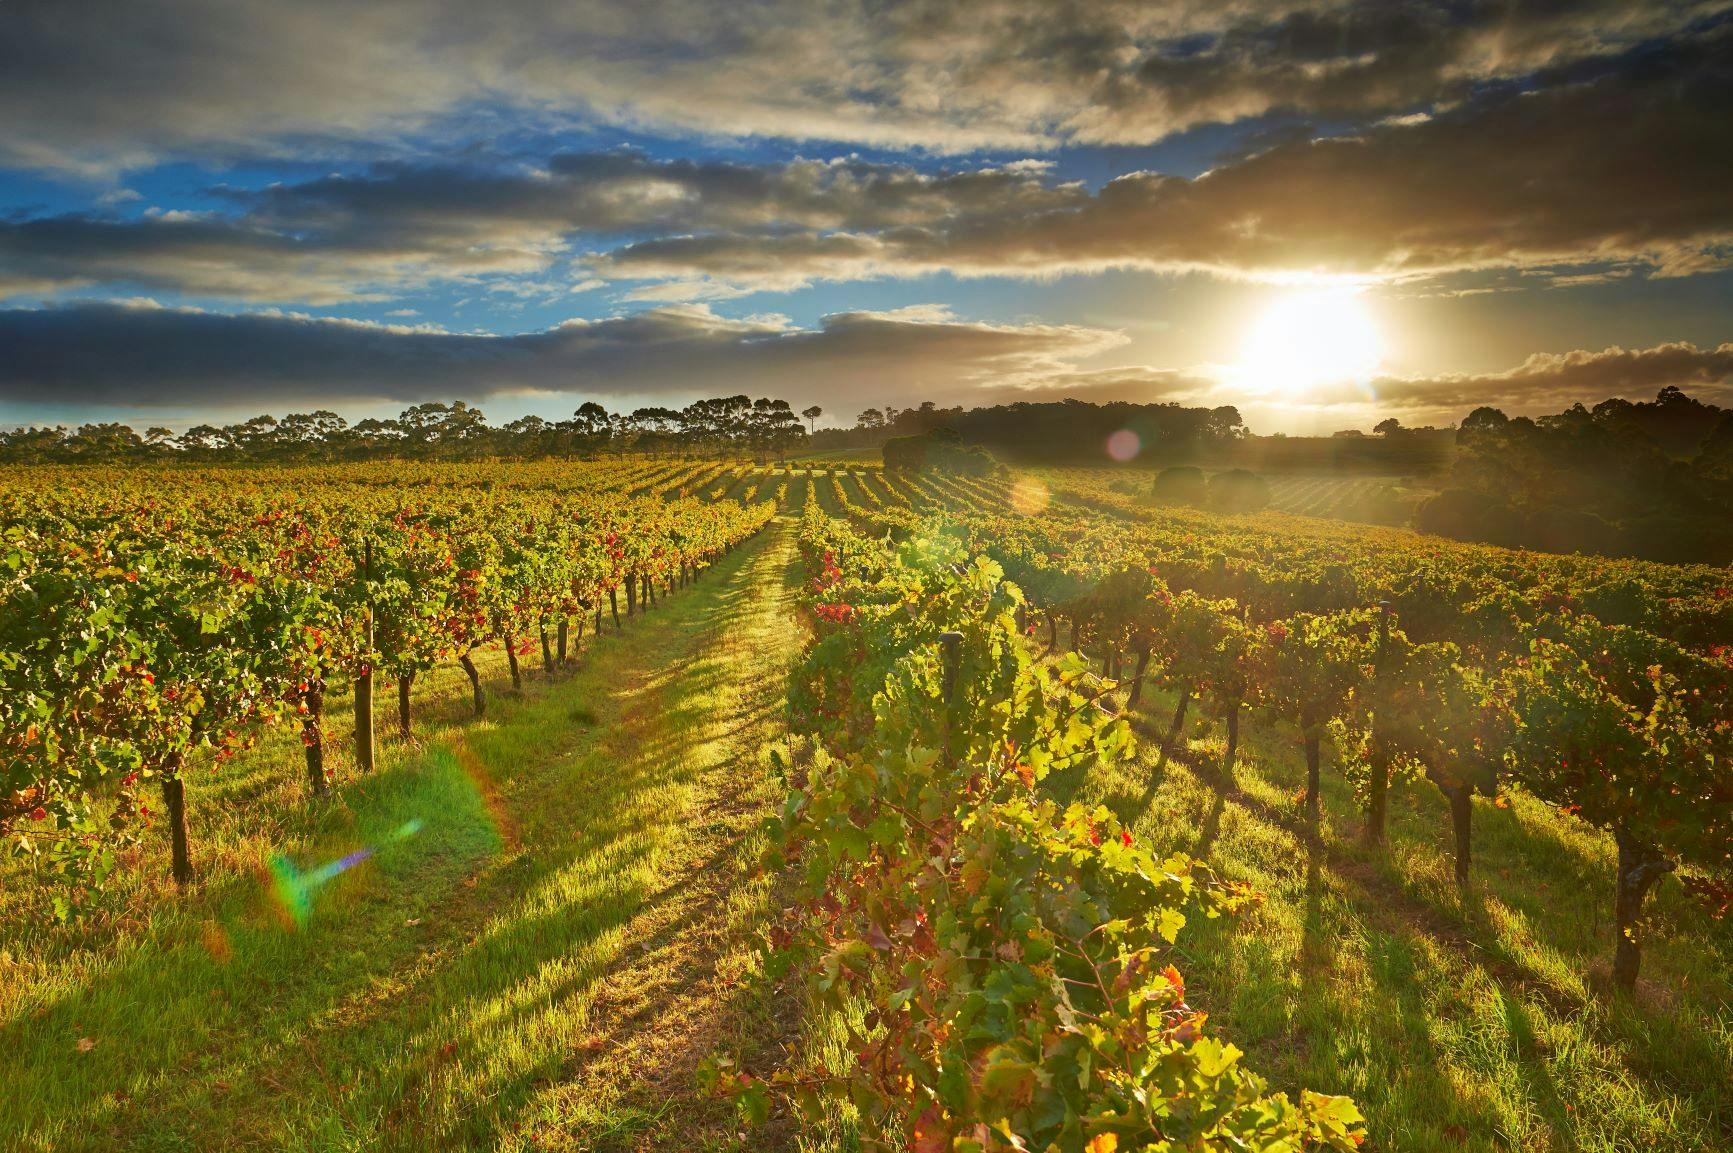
[75,1037,96,1053]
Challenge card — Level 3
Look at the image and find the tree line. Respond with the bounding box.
[0,396,825,464]
[813,398,1249,461]
[4,394,1256,467]
[1419,387,1733,564]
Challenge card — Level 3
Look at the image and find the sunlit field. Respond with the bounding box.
[5,3,1731,1148]
[3,463,800,1150]
[4,456,1727,1153]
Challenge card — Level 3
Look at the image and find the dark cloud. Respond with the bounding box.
[1241,340,1733,429]
[1114,1,1717,130]
[0,300,1125,412]
[978,365,1219,405]
[10,28,1732,307]
[596,29,1733,288]
[0,1,1717,171]
[0,212,511,304]
[1002,341,1733,430]
[233,155,1084,239]
[5,301,1728,430]
[1367,341,1733,412]
[0,157,1083,302]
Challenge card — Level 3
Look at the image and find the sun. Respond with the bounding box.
[1234,288,1382,397]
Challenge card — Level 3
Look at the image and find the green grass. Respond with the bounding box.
[1,525,805,1152]
[7,519,1729,1153]
[1055,671,1733,1153]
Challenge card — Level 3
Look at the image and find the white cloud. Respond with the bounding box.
[0,300,1128,413]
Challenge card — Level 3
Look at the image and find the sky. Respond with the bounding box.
[2,0,1732,435]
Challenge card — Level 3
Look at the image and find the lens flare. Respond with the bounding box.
[451,734,517,851]
[199,919,233,964]
[1106,429,1141,462]
[1010,476,1050,516]
[267,818,423,930]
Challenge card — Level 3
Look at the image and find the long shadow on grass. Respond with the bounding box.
[1,740,506,1148]
[1133,693,1733,1140]
[1235,779,1730,1118]
[3,530,782,1153]
[277,531,797,1149]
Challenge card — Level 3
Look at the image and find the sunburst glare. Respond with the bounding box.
[1232,288,1382,398]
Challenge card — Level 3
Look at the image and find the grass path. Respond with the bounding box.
[2,521,804,1153]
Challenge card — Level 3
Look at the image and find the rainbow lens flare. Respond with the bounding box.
[267,818,424,929]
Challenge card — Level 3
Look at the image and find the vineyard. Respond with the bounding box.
[3,458,1730,1151]
[1261,474,1430,524]
[2,461,778,903]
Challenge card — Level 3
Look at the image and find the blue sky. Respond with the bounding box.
[3,1,1731,433]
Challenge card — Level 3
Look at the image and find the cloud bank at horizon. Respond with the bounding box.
[1,0,1730,422]
[3,301,1727,430]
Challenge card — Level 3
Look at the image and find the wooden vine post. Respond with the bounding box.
[354,537,376,773]
[304,678,328,795]
[1365,600,1392,846]
[162,751,192,886]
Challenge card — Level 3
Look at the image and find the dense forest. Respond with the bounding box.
[815,398,1250,461]
[1420,387,1733,564]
